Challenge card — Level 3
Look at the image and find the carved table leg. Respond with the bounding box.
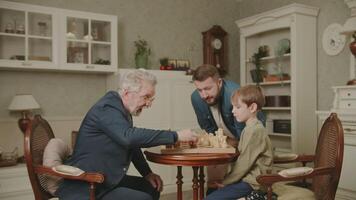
[176,166,183,200]
[192,166,199,200]
[199,166,205,200]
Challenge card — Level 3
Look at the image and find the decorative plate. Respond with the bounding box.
[322,23,346,56]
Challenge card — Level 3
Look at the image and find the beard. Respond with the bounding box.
[131,107,143,116]
[205,96,218,106]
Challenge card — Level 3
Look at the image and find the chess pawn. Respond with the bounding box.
[220,136,228,148]
[198,136,210,147]
[174,141,180,148]
[215,128,224,136]
[210,137,220,148]
[189,141,197,148]
[166,144,174,149]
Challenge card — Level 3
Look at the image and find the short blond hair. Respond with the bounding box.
[231,85,265,110]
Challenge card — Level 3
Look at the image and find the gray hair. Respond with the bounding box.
[118,69,157,94]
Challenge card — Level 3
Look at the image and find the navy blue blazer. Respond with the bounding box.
[57,91,177,200]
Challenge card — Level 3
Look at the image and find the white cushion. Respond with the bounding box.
[278,167,313,178]
[274,153,298,161]
[52,165,84,176]
[272,182,315,200]
[43,138,71,195]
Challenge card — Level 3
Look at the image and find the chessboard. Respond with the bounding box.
[160,145,236,154]
[160,128,236,154]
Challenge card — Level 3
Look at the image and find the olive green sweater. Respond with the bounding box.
[222,118,273,189]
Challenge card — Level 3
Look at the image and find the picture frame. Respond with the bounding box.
[176,59,190,68]
[168,59,177,68]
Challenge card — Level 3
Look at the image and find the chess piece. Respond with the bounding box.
[210,136,220,148]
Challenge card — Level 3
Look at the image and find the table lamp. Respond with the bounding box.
[8,94,40,134]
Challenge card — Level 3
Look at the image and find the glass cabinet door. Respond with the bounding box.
[28,12,53,62]
[91,20,111,66]
[0,6,54,67]
[65,17,112,67]
[66,17,89,64]
[0,8,25,61]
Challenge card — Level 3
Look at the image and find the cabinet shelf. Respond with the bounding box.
[91,41,111,45]
[28,35,52,40]
[0,32,26,37]
[263,107,291,111]
[246,53,290,63]
[251,80,291,86]
[268,133,291,137]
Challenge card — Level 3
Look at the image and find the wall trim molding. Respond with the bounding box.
[0,116,84,123]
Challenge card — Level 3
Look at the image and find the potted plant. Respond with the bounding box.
[134,38,151,68]
[159,57,168,70]
[250,46,268,84]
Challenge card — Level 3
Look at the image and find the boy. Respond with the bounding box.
[205,85,273,200]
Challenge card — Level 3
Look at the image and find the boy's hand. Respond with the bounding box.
[211,181,225,188]
[226,137,238,148]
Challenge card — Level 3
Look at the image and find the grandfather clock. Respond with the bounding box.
[202,25,228,75]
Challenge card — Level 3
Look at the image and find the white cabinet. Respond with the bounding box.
[236,3,319,155]
[0,1,58,70]
[0,164,34,200]
[106,69,200,193]
[0,1,117,73]
[332,85,356,111]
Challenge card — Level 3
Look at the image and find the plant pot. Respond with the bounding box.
[135,53,149,69]
[350,40,356,57]
[250,69,267,83]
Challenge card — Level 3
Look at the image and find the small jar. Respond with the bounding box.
[5,23,14,33]
[16,24,25,34]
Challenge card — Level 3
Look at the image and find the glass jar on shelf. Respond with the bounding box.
[5,22,14,33]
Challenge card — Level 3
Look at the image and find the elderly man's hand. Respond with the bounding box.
[177,129,198,142]
[145,172,163,192]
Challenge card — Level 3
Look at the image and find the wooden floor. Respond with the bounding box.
[160,190,193,200]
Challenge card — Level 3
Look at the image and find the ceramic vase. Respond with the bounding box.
[135,53,149,69]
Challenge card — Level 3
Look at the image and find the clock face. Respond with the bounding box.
[211,38,222,50]
[322,23,346,56]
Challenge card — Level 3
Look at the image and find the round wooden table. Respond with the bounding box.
[144,149,238,200]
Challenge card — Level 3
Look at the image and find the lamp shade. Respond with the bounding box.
[340,16,356,35]
[8,94,40,111]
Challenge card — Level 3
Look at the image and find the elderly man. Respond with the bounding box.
[57,69,197,200]
[191,64,265,194]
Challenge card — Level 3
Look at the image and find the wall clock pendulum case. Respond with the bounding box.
[202,25,228,76]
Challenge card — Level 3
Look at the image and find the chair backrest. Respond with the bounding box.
[312,113,344,200]
[24,115,55,200]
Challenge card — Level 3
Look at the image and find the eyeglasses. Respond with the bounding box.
[140,94,155,103]
[131,91,155,103]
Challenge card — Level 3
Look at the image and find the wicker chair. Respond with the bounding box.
[24,115,104,200]
[256,113,344,200]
